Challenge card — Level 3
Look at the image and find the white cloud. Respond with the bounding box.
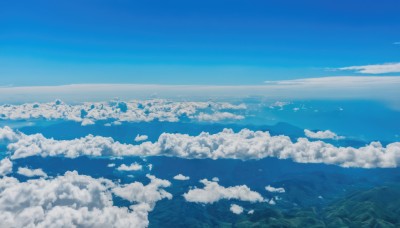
[112,174,172,209]
[0,100,246,124]
[265,185,285,193]
[230,204,244,215]
[304,129,344,140]
[2,127,400,168]
[183,179,264,204]
[173,174,190,181]
[17,167,47,178]
[0,158,12,176]
[117,163,143,171]
[338,62,400,74]
[195,112,244,122]
[107,163,116,168]
[212,177,219,182]
[0,171,171,227]
[268,198,276,205]
[248,209,254,214]
[269,101,290,110]
[81,118,95,126]
[1,80,399,104]
[135,134,149,142]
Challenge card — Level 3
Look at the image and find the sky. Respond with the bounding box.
[0,0,400,86]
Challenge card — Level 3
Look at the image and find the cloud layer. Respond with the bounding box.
[1,127,400,168]
[0,100,246,125]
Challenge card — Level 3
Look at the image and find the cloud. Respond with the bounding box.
[265,185,285,193]
[304,129,344,140]
[17,167,47,178]
[173,174,190,181]
[0,171,171,227]
[393,42,400,45]
[2,127,400,168]
[0,158,12,176]
[337,62,400,74]
[112,174,172,209]
[0,100,246,124]
[107,163,116,168]
[135,134,149,142]
[212,177,220,182]
[268,198,276,205]
[269,101,290,110]
[0,80,399,105]
[230,204,244,215]
[183,179,264,204]
[117,163,143,171]
[195,112,244,122]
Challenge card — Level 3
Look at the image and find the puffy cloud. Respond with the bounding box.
[135,134,149,142]
[107,163,116,168]
[0,126,19,143]
[117,163,143,171]
[212,177,220,182]
[248,209,254,214]
[268,198,276,205]
[2,127,400,168]
[183,179,264,204]
[0,158,12,177]
[113,174,172,209]
[338,62,400,74]
[265,185,285,193]
[304,129,344,140]
[81,118,95,126]
[0,171,171,227]
[0,100,246,124]
[17,167,47,178]
[173,174,190,181]
[230,204,244,215]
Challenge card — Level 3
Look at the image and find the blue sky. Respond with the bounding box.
[1,0,400,85]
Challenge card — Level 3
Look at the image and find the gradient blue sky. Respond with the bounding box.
[1,0,399,86]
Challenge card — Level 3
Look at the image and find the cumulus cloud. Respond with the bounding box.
[338,62,400,74]
[265,185,285,193]
[135,134,149,142]
[304,129,344,140]
[0,171,171,227]
[230,204,244,215]
[268,198,276,205]
[112,174,172,209]
[117,162,143,171]
[2,127,400,168]
[17,167,47,178]
[173,174,190,181]
[183,179,264,204]
[0,99,246,124]
[0,158,12,176]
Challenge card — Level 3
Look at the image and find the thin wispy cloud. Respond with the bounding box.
[337,62,400,74]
